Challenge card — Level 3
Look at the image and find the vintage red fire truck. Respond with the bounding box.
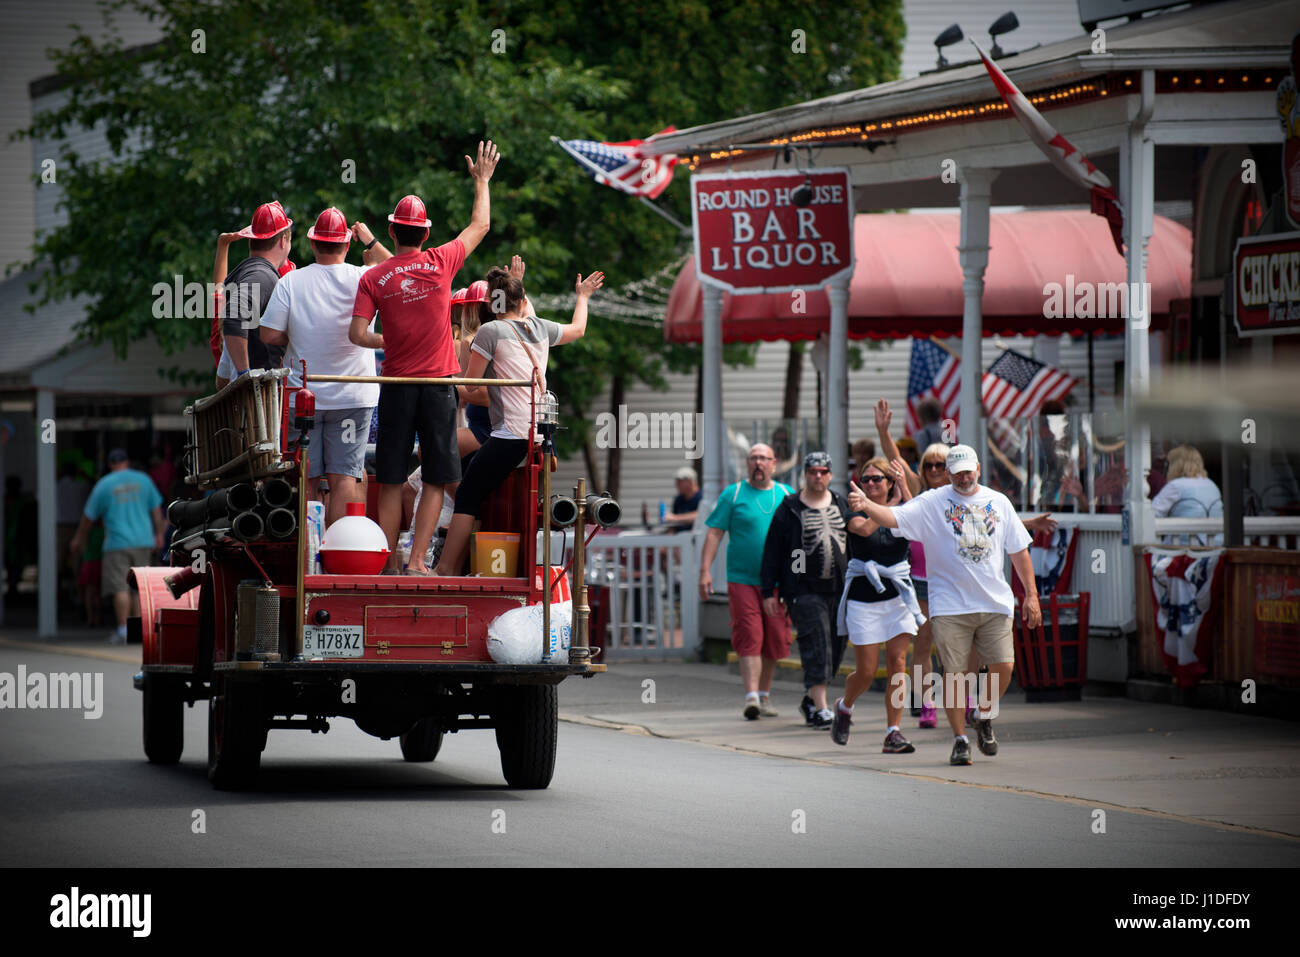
[130,367,606,790]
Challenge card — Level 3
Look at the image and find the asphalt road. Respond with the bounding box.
[2,645,1298,867]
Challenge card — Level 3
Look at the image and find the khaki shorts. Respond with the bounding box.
[930,613,1015,671]
[101,547,153,598]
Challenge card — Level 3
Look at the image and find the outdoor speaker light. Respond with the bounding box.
[989,11,1020,58]
[934,23,963,69]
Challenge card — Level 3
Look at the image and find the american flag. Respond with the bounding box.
[906,339,962,435]
[550,128,677,199]
[982,349,1078,420]
[973,40,1125,257]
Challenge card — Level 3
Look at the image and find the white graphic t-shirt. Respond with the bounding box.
[889,484,1031,617]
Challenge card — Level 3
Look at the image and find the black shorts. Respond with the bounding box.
[375,383,460,485]
[453,437,529,518]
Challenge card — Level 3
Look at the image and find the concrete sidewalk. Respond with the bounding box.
[5,629,1297,841]
[556,660,1300,841]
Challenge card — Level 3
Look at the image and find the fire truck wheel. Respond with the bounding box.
[494,684,557,789]
[142,674,183,765]
[399,718,444,762]
[207,676,263,790]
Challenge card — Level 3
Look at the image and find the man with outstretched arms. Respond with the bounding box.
[848,444,1041,766]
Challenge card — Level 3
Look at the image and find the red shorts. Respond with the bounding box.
[728,583,792,659]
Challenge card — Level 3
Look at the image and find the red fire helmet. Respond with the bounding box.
[237,200,293,240]
[307,207,350,243]
[388,194,431,228]
[462,279,489,304]
[449,287,468,305]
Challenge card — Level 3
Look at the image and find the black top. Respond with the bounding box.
[760,491,850,599]
[220,255,284,371]
[846,517,911,603]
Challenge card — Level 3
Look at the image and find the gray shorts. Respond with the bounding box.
[102,546,153,597]
[297,407,374,479]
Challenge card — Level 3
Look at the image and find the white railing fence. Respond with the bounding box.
[583,531,700,661]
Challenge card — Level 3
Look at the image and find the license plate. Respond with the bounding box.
[302,625,364,658]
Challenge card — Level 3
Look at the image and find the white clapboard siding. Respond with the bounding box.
[2,6,161,269]
[900,0,1086,81]
[556,332,1126,516]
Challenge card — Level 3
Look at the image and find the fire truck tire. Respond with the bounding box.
[399,718,444,762]
[207,676,263,790]
[494,684,557,789]
[142,675,183,765]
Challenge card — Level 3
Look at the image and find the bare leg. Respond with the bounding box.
[113,591,131,630]
[739,654,761,695]
[883,633,910,728]
[841,642,879,709]
[406,484,443,574]
[378,483,404,572]
[758,656,776,694]
[434,513,475,576]
[324,473,363,527]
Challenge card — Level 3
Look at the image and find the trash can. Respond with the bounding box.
[1013,592,1090,702]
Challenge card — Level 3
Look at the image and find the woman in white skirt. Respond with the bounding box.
[830,457,927,752]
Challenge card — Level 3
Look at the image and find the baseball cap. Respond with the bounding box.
[803,451,832,471]
[307,207,350,243]
[237,200,292,240]
[674,467,697,482]
[388,194,431,228]
[945,444,979,473]
[107,448,129,465]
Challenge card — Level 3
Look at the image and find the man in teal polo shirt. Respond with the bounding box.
[69,449,164,643]
[699,443,796,720]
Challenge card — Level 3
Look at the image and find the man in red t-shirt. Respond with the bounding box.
[351,140,500,573]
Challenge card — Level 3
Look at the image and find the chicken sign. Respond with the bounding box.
[691,168,855,294]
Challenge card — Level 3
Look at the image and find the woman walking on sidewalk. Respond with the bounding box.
[830,458,926,752]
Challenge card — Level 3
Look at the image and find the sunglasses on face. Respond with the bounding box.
[861,474,888,484]
[806,468,830,476]
[923,462,946,471]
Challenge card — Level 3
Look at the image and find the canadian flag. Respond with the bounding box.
[973,40,1125,257]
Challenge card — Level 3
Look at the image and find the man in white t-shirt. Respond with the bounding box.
[849,444,1041,766]
[260,207,391,525]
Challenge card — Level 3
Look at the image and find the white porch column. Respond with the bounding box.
[37,389,58,637]
[699,283,729,588]
[1123,70,1156,546]
[699,284,725,517]
[827,281,850,495]
[958,169,995,448]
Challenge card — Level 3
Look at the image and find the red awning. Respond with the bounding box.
[664,209,1191,342]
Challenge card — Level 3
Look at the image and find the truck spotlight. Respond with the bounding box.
[585,492,622,529]
[550,495,578,527]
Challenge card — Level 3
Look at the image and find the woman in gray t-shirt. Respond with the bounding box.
[432,263,603,575]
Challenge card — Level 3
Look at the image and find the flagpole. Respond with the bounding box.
[637,195,691,235]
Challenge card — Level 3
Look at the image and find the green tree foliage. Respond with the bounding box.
[21,0,903,461]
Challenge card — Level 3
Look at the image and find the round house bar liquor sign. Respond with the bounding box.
[1233,230,1300,337]
[691,168,855,294]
